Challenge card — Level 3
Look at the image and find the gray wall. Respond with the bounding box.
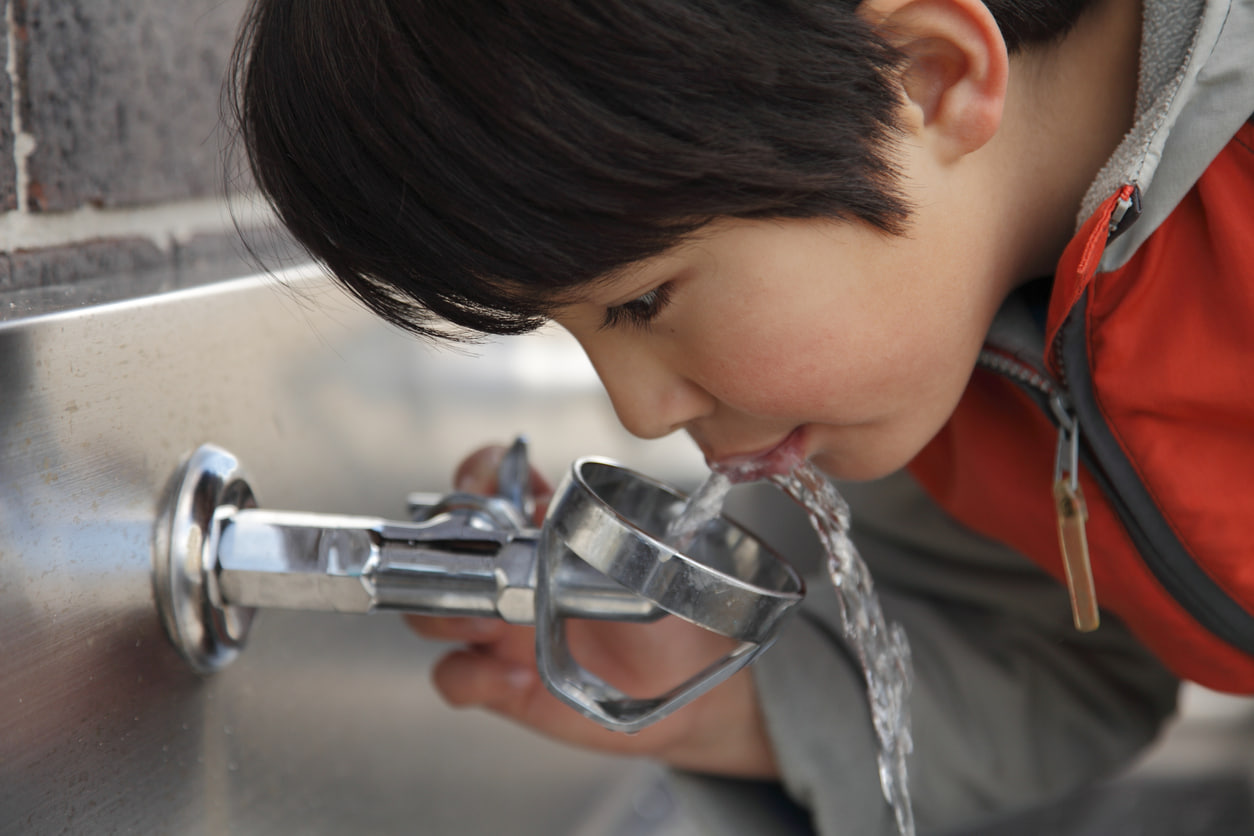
[0,0,261,296]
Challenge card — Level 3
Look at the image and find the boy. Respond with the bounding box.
[230,0,1253,833]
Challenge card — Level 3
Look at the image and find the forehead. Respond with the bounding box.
[539,223,725,305]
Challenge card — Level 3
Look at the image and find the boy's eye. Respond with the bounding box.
[600,283,673,331]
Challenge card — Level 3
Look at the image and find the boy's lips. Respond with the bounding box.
[707,427,807,482]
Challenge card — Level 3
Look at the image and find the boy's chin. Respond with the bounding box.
[809,448,913,483]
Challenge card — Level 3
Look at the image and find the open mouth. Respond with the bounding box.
[708,427,807,483]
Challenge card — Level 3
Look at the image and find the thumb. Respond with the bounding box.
[453,444,509,493]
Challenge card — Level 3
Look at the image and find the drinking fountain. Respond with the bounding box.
[154,438,804,733]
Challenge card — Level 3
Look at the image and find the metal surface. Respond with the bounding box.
[0,264,709,835]
[533,458,804,732]
[154,444,258,674]
[155,444,666,625]
[154,443,800,735]
[549,459,803,644]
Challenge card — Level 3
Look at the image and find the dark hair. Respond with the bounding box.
[228,0,1097,339]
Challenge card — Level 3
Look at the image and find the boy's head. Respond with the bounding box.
[230,0,1108,478]
[231,0,1093,338]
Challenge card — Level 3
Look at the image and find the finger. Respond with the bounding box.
[404,614,507,643]
[453,444,556,526]
[477,664,701,760]
[427,632,757,768]
[431,649,615,745]
[454,445,509,493]
[432,647,538,708]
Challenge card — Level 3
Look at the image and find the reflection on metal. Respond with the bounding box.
[154,442,802,734]
[548,460,802,644]
[154,444,258,674]
[154,444,662,630]
[538,459,803,732]
[0,264,707,834]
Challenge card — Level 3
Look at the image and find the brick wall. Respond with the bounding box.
[0,0,279,297]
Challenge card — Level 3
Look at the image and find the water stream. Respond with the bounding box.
[664,471,734,551]
[668,463,915,836]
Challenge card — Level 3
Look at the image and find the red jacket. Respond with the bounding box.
[910,119,1254,692]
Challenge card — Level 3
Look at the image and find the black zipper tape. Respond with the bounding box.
[1058,295,1254,656]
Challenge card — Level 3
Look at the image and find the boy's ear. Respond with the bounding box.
[858,0,1009,163]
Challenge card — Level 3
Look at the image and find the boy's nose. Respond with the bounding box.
[578,340,713,440]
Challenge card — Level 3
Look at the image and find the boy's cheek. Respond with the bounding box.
[693,341,830,413]
[808,422,926,482]
[703,358,883,423]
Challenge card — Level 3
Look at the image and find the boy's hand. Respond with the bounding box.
[405,444,780,779]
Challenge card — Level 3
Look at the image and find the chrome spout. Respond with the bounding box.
[213,508,657,622]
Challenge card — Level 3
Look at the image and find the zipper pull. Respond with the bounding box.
[1051,395,1100,632]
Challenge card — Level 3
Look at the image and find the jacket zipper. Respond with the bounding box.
[1033,184,1138,629]
[977,348,1100,632]
[973,185,1141,631]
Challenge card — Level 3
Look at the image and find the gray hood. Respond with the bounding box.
[1082,0,1254,270]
